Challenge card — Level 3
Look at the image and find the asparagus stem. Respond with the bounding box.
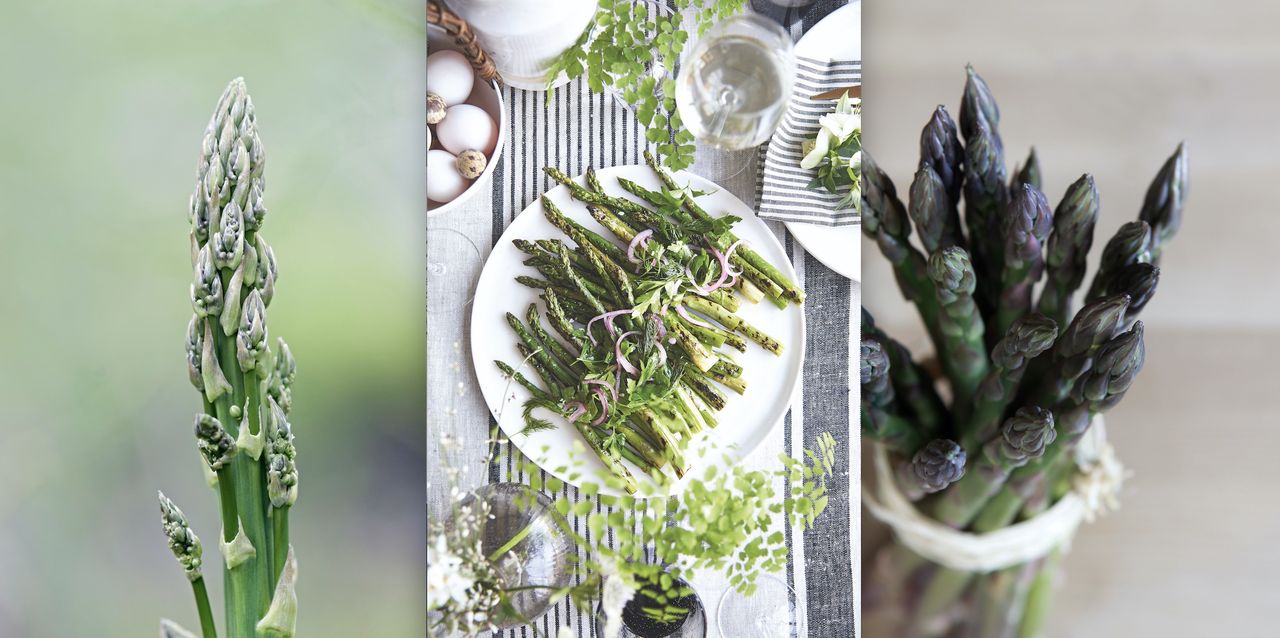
[1036,174,1098,326]
[862,307,948,436]
[1016,548,1062,638]
[962,314,1058,455]
[927,247,989,419]
[191,577,219,638]
[995,184,1053,338]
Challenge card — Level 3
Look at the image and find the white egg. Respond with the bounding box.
[436,104,498,156]
[426,50,476,106]
[427,149,471,204]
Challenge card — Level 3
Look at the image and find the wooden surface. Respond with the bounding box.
[860,1,1280,635]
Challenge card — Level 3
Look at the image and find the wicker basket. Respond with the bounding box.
[427,0,500,84]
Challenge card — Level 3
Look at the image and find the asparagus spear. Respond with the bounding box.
[919,105,965,206]
[1010,147,1041,192]
[995,184,1053,338]
[159,492,218,638]
[862,307,949,436]
[962,118,1008,329]
[962,314,1058,454]
[1138,143,1189,260]
[862,152,945,355]
[1036,175,1099,326]
[1028,294,1130,407]
[928,406,1056,527]
[909,164,963,254]
[861,339,927,455]
[1104,262,1160,323]
[896,439,967,501]
[928,247,989,418]
[643,149,805,303]
[1085,220,1152,301]
[959,64,1002,149]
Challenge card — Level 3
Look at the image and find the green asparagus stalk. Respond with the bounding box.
[1036,174,1098,326]
[862,309,948,437]
[995,184,1053,338]
[171,78,301,638]
[1137,143,1189,260]
[159,492,218,638]
[927,247,989,418]
[963,118,1009,324]
[862,151,947,359]
[861,339,927,455]
[1028,294,1130,407]
[962,314,1058,454]
[928,407,1056,527]
[1085,220,1153,302]
[895,439,967,501]
[643,149,805,303]
[1010,147,1041,192]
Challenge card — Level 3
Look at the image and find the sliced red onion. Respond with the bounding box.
[586,308,632,343]
[627,229,654,264]
[615,331,639,376]
[648,313,667,338]
[565,400,587,423]
[654,341,667,366]
[583,378,617,402]
[684,265,716,296]
[676,304,713,329]
[590,387,610,426]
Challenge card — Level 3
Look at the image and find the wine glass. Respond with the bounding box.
[427,226,482,316]
[675,14,794,182]
[715,574,806,637]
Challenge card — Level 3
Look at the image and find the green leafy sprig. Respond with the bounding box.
[545,0,750,171]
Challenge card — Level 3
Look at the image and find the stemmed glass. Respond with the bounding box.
[674,14,795,182]
[715,574,806,637]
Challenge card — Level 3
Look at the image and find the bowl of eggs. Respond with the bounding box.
[427,26,505,217]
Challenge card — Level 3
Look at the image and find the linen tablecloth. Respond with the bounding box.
[428,2,858,636]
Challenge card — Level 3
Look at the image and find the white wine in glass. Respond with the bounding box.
[675,14,795,151]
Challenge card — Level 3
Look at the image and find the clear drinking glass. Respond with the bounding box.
[715,574,806,637]
[674,14,795,153]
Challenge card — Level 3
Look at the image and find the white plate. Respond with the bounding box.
[775,1,861,281]
[470,166,806,495]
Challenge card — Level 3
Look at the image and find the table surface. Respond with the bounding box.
[428,3,860,637]
[861,0,1280,634]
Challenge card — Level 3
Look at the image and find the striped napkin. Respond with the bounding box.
[758,56,862,226]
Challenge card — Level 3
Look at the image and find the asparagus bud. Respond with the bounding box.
[195,414,236,471]
[254,234,277,306]
[959,64,1001,147]
[996,184,1053,336]
[1038,174,1099,324]
[1073,321,1145,411]
[1088,220,1152,300]
[861,152,912,241]
[962,118,1008,313]
[159,491,203,580]
[190,186,211,245]
[904,439,966,497]
[928,247,989,413]
[185,316,204,391]
[1106,262,1160,319]
[909,165,961,253]
[237,289,268,371]
[998,406,1058,463]
[211,199,245,271]
[991,313,1059,371]
[919,105,964,204]
[1138,143,1188,257]
[1010,147,1041,191]
[861,338,894,408]
[267,397,298,508]
[270,337,296,414]
[1054,294,1130,369]
[190,245,223,318]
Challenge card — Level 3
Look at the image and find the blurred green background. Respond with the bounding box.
[0,1,425,635]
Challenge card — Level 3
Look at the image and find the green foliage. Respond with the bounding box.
[545,0,750,171]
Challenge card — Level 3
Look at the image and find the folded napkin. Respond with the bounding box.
[757,56,861,226]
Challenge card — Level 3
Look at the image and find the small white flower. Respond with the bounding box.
[818,110,860,142]
[556,627,575,638]
[598,558,636,638]
[800,130,831,170]
[427,533,475,609]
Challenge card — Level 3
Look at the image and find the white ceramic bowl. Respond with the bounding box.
[428,24,506,218]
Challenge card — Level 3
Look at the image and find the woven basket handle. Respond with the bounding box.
[427,0,501,84]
